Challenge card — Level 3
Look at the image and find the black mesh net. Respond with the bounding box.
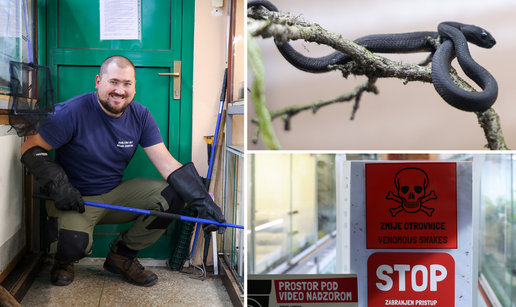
[8,61,54,137]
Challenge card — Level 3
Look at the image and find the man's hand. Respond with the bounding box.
[166,162,226,237]
[50,181,85,213]
[196,197,226,237]
[21,146,85,213]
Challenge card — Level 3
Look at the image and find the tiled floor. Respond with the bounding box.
[21,259,233,307]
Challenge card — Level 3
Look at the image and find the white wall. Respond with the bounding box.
[0,128,25,276]
[192,0,232,176]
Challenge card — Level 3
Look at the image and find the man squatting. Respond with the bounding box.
[20,55,225,287]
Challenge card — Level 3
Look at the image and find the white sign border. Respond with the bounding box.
[338,160,473,306]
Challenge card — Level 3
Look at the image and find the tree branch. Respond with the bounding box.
[250,77,379,129]
[476,109,509,150]
[248,7,508,150]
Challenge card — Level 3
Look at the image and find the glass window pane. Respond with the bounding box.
[316,154,336,238]
[252,154,292,273]
[291,154,317,257]
[223,151,243,282]
[249,154,336,274]
[481,154,514,306]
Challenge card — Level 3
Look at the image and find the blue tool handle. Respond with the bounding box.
[206,68,228,186]
[33,194,244,229]
[180,215,243,229]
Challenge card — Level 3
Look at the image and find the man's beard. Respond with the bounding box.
[98,94,133,115]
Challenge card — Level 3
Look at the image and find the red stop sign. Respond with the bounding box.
[367,252,455,306]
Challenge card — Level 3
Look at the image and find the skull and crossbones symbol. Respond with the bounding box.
[386,167,437,217]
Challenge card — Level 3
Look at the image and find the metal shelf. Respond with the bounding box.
[226,105,244,149]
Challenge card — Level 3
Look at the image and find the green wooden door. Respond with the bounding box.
[39,0,194,258]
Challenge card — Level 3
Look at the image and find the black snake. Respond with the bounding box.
[248,0,498,112]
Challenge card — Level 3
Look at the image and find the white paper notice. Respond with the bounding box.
[100,0,141,40]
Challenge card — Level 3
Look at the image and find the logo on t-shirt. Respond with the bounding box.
[117,141,134,148]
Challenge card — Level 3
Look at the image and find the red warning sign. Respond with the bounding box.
[248,274,358,307]
[274,277,358,304]
[365,163,457,249]
[367,252,455,306]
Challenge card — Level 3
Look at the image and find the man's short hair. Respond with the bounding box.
[99,55,136,79]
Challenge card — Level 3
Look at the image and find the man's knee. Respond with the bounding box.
[54,228,90,263]
[46,213,92,263]
[145,185,185,230]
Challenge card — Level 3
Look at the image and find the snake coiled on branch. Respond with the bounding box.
[248,0,498,112]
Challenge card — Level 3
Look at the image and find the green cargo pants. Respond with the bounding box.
[45,178,185,263]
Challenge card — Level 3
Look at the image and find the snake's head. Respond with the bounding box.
[464,25,496,49]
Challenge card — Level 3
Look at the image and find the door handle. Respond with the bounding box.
[158,61,181,100]
[158,73,179,77]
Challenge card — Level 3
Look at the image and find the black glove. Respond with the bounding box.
[166,162,226,237]
[21,146,85,213]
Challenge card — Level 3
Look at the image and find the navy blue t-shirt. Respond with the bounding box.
[39,92,163,196]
